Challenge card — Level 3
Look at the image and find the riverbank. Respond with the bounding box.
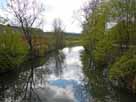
[0,25,81,74]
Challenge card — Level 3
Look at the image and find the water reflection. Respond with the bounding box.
[1,46,136,102]
[0,57,44,102]
[82,52,136,102]
[0,46,89,102]
[45,50,65,78]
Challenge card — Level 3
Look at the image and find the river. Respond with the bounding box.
[0,46,136,102]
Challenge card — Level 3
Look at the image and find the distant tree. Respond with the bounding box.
[53,19,65,50]
[6,0,45,52]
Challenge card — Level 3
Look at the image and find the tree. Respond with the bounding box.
[53,19,65,50]
[82,0,110,69]
[111,0,136,49]
[7,0,45,51]
[82,0,103,52]
[81,0,136,93]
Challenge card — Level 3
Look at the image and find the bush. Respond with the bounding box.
[0,27,28,72]
[109,49,136,80]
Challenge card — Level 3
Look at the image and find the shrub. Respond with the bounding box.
[109,49,136,80]
[0,27,28,72]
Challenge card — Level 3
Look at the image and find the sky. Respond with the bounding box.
[43,0,89,33]
[0,0,90,33]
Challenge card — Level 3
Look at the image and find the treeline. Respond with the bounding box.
[82,0,136,93]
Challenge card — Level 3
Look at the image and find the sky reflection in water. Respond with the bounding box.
[34,46,89,102]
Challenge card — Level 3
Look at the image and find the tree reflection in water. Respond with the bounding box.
[0,50,65,102]
[44,50,65,78]
[82,52,136,102]
[54,50,65,77]
[0,56,43,102]
[1,46,136,102]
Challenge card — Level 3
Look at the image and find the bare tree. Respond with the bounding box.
[81,0,100,23]
[53,18,65,50]
[7,0,45,52]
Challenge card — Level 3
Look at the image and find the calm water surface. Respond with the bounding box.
[0,46,89,102]
[0,46,136,102]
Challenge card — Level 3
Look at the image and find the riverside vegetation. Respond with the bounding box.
[0,0,136,101]
[81,0,136,94]
[0,24,80,73]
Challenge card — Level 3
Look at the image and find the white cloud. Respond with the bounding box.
[43,0,89,33]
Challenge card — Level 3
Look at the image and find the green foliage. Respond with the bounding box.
[110,49,136,80]
[94,35,115,67]
[82,0,136,93]
[82,1,110,51]
[0,27,28,71]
